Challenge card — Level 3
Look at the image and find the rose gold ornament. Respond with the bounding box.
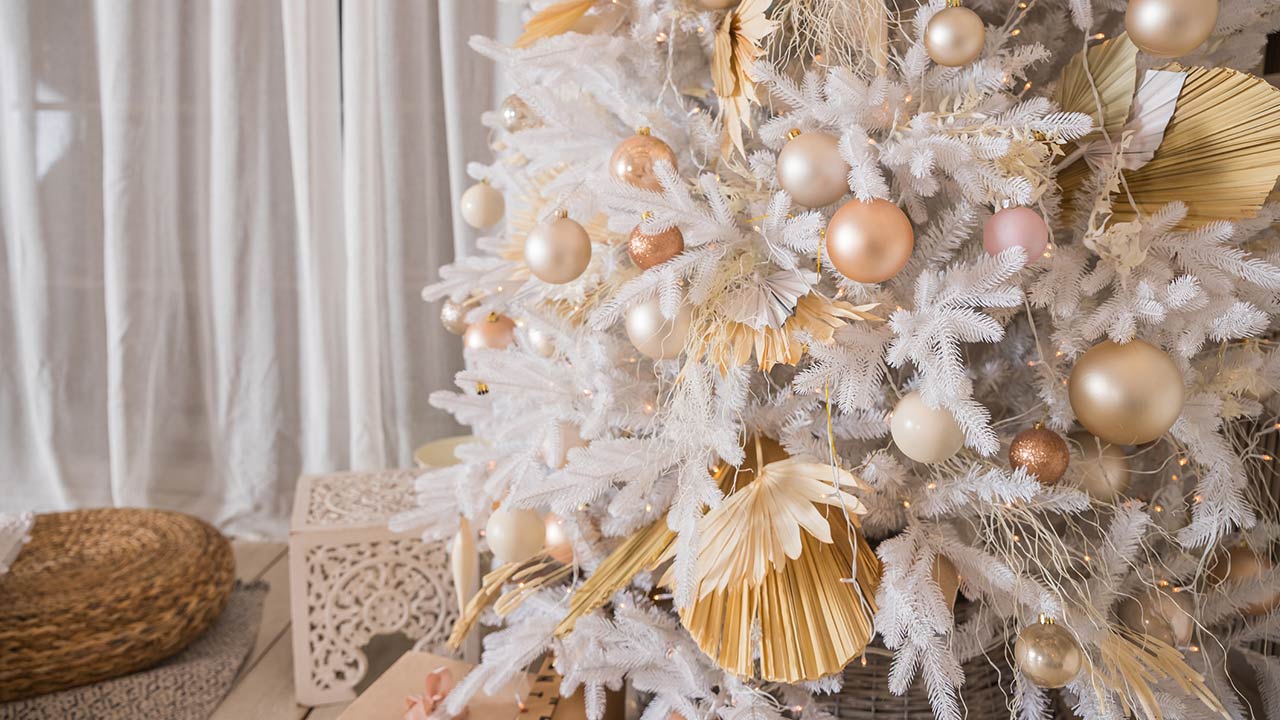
[1014,620,1083,689]
[825,198,914,284]
[524,210,592,284]
[983,206,1049,260]
[1125,0,1218,58]
[500,94,540,132]
[609,128,677,192]
[459,181,504,229]
[1068,339,1184,445]
[463,312,516,351]
[776,130,850,208]
[890,391,965,464]
[924,5,987,67]
[440,299,468,335]
[1210,545,1280,617]
[1071,433,1131,502]
[628,222,684,269]
[1009,425,1070,486]
[543,514,574,565]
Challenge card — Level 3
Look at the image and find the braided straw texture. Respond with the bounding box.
[0,509,234,702]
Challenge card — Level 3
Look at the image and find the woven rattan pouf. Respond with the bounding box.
[0,508,234,702]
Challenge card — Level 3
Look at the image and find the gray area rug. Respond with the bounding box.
[0,580,267,720]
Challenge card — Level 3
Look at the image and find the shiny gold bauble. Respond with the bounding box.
[890,391,965,464]
[825,198,915,284]
[776,131,850,208]
[628,224,684,269]
[1119,589,1195,646]
[625,298,692,360]
[459,181,505,229]
[1125,0,1218,58]
[609,129,677,192]
[463,313,516,351]
[440,299,468,335]
[1014,621,1083,689]
[525,213,592,284]
[1068,339,1184,445]
[1117,597,1177,647]
[933,554,961,610]
[484,506,545,564]
[1009,426,1070,486]
[543,514,574,565]
[500,94,540,132]
[923,6,987,67]
[1210,545,1280,617]
[1071,433,1131,502]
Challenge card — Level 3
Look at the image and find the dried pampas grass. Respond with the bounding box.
[1088,627,1228,719]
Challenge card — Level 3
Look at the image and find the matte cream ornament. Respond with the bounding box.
[924,4,986,67]
[628,222,684,269]
[1125,0,1218,58]
[775,130,850,208]
[524,210,592,284]
[500,94,540,132]
[1009,425,1070,486]
[609,128,677,192]
[459,181,505,229]
[543,514,574,565]
[625,298,692,360]
[825,198,915,284]
[524,325,555,357]
[484,506,545,565]
[983,207,1050,260]
[440,299,468,335]
[1072,433,1131,501]
[890,391,965,464]
[463,312,516,351]
[1068,339,1184,445]
[1015,619,1083,689]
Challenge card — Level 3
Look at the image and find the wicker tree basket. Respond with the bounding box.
[0,509,235,702]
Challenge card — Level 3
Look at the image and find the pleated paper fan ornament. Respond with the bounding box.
[663,457,881,683]
[1053,33,1138,148]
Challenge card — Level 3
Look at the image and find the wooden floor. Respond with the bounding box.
[215,540,350,720]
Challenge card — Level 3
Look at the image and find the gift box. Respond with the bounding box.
[336,652,591,720]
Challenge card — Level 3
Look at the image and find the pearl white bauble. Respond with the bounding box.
[924,6,986,67]
[524,325,555,357]
[890,391,966,464]
[776,131,850,208]
[484,506,545,564]
[524,214,592,284]
[625,298,692,360]
[459,181,504,229]
[1125,0,1218,58]
[1071,433,1131,502]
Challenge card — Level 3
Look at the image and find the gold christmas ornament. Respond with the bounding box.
[890,391,965,464]
[670,457,879,683]
[625,298,692,360]
[525,211,592,284]
[627,223,684,269]
[1125,0,1218,58]
[500,94,540,132]
[1210,545,1280,617]
[609,128,678,192]
[463,313,517,351]
[1072,433,1132,501]
[825,198,915,284]
[1118,589,1195,646]
[440,299,468,335]
[484,506,545,565]
[1009,425,1070,485]
[776,131,850,208]
[1015,619,1083,689]
[459,181,505,229]
[1117,597,1177,647]
[923,4,986,67]
[543,514,574,565]
[1068,339,1184,445]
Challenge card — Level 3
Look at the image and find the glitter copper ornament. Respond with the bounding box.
[627,217,684,269]
[1008,424,1070,486]
[609,127,677,192]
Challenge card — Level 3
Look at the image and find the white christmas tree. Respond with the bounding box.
[404,0,1280,717]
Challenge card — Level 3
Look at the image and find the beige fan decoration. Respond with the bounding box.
[714,0,778,158]
[662,455,880,683]
[514,0,595,49]
[1054,33,1138,149]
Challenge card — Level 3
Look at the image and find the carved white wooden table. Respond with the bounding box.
[288,469,456,706]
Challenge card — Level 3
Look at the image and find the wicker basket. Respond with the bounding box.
[0,508,235,702]
[818,641,1014,717]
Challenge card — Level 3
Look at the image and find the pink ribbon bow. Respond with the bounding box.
[403,667,469,720]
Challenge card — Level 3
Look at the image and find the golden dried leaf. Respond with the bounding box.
[514,0,595,49]
[1091,627,1228,719]
[1055,33,1138,147]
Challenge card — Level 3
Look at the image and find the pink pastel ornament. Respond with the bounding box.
[983,206,1049,260]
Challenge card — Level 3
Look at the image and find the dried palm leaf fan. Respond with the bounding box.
[1054,33,1139,148]
[660,445,881,683]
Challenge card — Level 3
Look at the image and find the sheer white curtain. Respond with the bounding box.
[0,0,507,537]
